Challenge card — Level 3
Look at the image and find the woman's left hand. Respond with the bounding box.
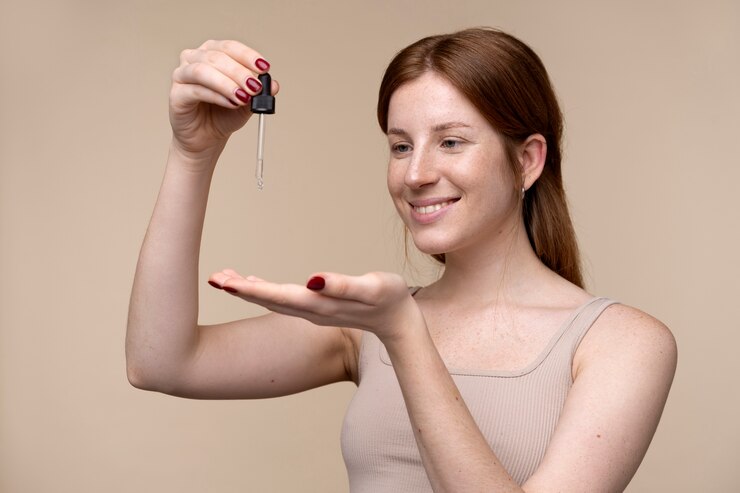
[209,269,425,344]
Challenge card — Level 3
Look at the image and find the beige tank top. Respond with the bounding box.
[340,296,617,491]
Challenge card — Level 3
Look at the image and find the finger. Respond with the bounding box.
[171,82,241,109]
[173,62,253,108]
[222,278,304,304]
[223,279,370,326]
[305,272,407,305]
[199,39,271,76]
[181,48,270,100]
[209,269,245,288]
[220,277,337,311]
[218,269,266,283]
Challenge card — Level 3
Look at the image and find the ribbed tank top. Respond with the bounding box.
[340,297,617,491]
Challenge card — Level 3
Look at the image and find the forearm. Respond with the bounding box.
[125,141,222,390]
[385,325,523,493]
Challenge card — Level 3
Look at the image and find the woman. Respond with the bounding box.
[126,28,677,492]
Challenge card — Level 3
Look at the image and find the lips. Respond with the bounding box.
[413,199,457,214]
[407,197,460,222]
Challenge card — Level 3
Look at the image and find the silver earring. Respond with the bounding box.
[521,186,526,199]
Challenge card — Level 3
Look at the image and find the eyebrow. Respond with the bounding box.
[386,121,472,136]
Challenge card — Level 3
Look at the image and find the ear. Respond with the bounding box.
[518,134,547,191]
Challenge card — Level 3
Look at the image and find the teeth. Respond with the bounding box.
[413,200,454,214]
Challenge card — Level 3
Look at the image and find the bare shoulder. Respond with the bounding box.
[574,302,678,381]
[526,303,678,491]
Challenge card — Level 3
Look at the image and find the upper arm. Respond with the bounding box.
[151,313,361,399]
[522,304,678,493]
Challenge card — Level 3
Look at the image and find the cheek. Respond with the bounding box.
[386,162,404,198]
[386,164,411,223]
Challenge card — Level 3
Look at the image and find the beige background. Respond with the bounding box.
[1,0,738,491]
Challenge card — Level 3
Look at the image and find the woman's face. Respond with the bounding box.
[386,72,520,257]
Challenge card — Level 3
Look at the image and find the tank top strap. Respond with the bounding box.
[357,294,619,381]
[566,297,620,357]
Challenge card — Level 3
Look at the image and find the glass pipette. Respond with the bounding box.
[250,73,275,190]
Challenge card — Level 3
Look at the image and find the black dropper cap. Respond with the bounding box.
[250,73,275,114]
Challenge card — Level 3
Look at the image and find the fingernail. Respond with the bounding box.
[255,58,270,71]
[246,77,262,93]
[208,280,223,289]
[223,286,238,293]
[228,98,239,107]
[235,88,250,104]
[306,276,325,291]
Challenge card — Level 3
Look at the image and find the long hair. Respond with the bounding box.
[377,27,584,288]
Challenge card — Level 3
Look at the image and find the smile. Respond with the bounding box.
[409,197,460,216]
[413,200,457,214]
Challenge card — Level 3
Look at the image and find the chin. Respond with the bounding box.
[409,234,454,257]
[414,246,446,257]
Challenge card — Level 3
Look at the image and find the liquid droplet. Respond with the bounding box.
[255,157,264,191]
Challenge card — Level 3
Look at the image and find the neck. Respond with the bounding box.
[425,218,554,306]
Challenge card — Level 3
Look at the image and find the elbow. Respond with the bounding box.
[126,361,159,392]
[125,334,176,393]
[125,340,154,390]
[125,356,186,396]
[124,325,197,395]
[125,349,170,393]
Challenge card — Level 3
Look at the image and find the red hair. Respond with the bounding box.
[377,27,583,288]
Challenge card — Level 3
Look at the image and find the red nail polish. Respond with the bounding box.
[235,88,250,104]
[228,98,239,107]
[255,58,270,71]
[208,280,223,289]
[223,286,238,293]
[306,276,325,291]
[246,77,262,93]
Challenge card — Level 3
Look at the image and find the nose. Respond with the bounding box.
[404,146,439,189]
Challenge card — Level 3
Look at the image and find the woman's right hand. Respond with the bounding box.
[168,40,278,164]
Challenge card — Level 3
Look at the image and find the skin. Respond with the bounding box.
[126,41,678,492]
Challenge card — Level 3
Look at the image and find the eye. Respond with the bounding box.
[391,142,412,154]
[440,139,461,149]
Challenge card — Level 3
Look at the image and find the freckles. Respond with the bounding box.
[386,164,405,190]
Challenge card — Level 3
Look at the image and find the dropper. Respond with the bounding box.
[250,73,275,190]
